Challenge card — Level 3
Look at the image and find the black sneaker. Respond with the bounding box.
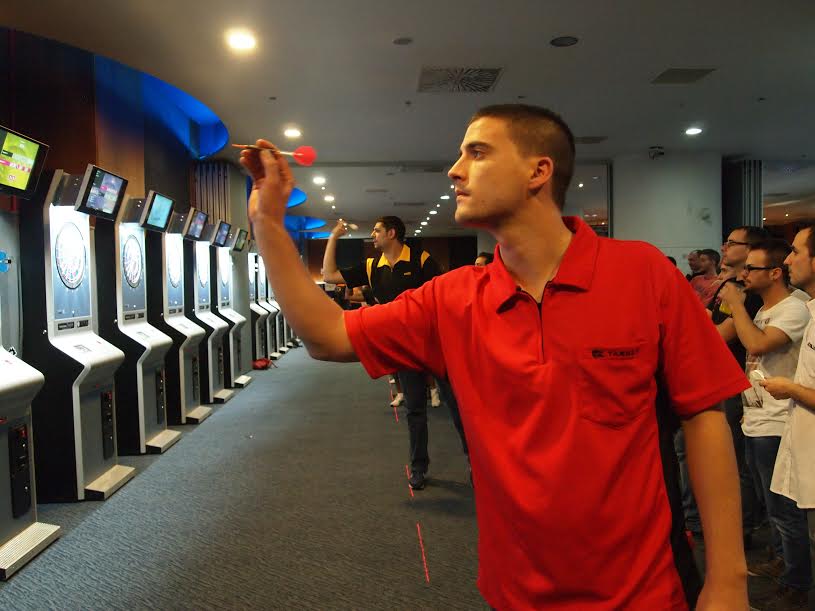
[747,556,785,580]
[408,470,426,490]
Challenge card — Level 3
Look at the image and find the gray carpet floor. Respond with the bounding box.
[0,349,485,610]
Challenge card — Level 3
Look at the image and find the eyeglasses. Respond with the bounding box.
[743,265,777,273]
[724,240,750,248]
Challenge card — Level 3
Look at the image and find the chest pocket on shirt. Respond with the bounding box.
[575,340,657,427]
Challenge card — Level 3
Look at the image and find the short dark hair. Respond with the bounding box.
[731,225,770,246]
[798,223,815,258]
[469,104,575,209]
[667,256,677,266]
[699,248,721,266]
[750,238,793,284]
[375,216,406,243]
[476,252,494,264]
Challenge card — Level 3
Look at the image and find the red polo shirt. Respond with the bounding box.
[344,217,749,610]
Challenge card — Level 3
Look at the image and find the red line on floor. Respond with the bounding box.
[405,464,414,498]
[393,404,399,422]
[416,522,430,582]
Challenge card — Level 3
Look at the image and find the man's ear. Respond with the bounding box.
[529,156,554,193]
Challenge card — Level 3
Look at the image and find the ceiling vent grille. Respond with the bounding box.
[393,201,426,207]
[651,68,716,84]
[364,187,389,193]
[418,67,503,93]
[398,164,447,174]
[575,136,608,145]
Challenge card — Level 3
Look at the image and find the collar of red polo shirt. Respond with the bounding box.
[484,216,599,312]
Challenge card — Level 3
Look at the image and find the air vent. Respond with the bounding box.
[765,192,790,198]
[575,136,608,145]
[418,67,503,93]
[364,187,389,193]
[393,201,426,207]
[651,68,716,84]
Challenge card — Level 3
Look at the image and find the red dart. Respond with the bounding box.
[232,144,317,166]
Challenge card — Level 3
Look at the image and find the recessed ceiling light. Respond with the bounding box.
[321,186,326,190]
[313,176,326,185]
[763,217,767,221]
[450,185,455,189]
[550,36,578,48]
[440,195,450,200]
[331,205,336,209]
[785,213,789,217]
[426,217,430,220]
[685,127,703,136]
[284,127,301,139]
[601,221,606,225]
[421,221,428,226]
[429,210,437,215]
[324,195,335,203]
[593,176,599,180]
[436,204,441,208]
[578,183,584,188]
[392,37,413,46]
[415,229,422,233]
[225,28,257,52]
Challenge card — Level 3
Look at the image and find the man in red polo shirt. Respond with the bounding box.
[240,104,750,610]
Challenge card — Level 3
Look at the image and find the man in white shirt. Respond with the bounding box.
[761,224,815,609]
[720,238,812,609]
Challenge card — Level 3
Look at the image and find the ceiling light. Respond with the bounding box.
[685,127,703,136]
[429,210,437,215]
[321,186,326,190]
[450,185,455,189]
[763,217,767,221]
[440,195,450,200]
[415,229,422,233]
[421,221,428,226]
[601,222,606,225]
[436,204,441,208]
[392,37,413,46]
[593,176,599,180]
[550,36,578,48]
[785,213,789,217]
[324,195,335,202]
[578,183,584,188]
[331,205,336,209]
[426,217,430,220]
[284,127,301,139]
[312,176,326,185]
[225,28,257,52]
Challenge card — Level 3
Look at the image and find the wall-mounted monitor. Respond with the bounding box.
[140,190,175,232]
[212,220,231,247]
[232,229,248,252]
[183,209,208,240]
[74,164,128,220]
[0,125,49,200]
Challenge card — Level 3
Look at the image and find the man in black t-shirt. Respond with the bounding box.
[321,216,468,490]
[709,225,769,544]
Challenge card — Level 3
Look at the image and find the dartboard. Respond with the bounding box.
[54,222,86,290]
[219,252,231,286]
[122,235,143,289]
[167,240,182,288]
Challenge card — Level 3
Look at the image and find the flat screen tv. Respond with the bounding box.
[184,209,208,240]
[0,126,49,200]
[140,191,175,232]
[212,221,231,247]
[74,164,128,220]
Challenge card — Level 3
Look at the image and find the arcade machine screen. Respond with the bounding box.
[0,126,49,199]
[233,229,248,252]
[185,210,208,240]
[196,242,210,307]
[52,214,92,321]
[166,236,184,307]
[213,222,231,247]
[75,165,128,221]
[141,192,174,231]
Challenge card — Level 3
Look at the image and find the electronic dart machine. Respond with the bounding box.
[256,255,282,359]
[0,125,60,578]
[20,164,135,501]
[246,247,270,363]
[145,207,211,425]
[212,228,252,388]
[95,191,180,455]
[185,221,233,404]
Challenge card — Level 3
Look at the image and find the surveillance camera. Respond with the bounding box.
[648,146,665,160]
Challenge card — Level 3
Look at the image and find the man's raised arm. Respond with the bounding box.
[321,220,347,284]
[240,140,357,362]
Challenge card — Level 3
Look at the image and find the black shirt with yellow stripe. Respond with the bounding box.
[340,243,441,304]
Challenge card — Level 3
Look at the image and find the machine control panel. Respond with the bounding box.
[8,423,32,518]
[100,391,115,459]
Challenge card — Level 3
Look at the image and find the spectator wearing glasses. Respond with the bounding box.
[719,239,812,609]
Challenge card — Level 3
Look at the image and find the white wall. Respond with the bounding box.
[476,230,497,257]
[612,152,722,275]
